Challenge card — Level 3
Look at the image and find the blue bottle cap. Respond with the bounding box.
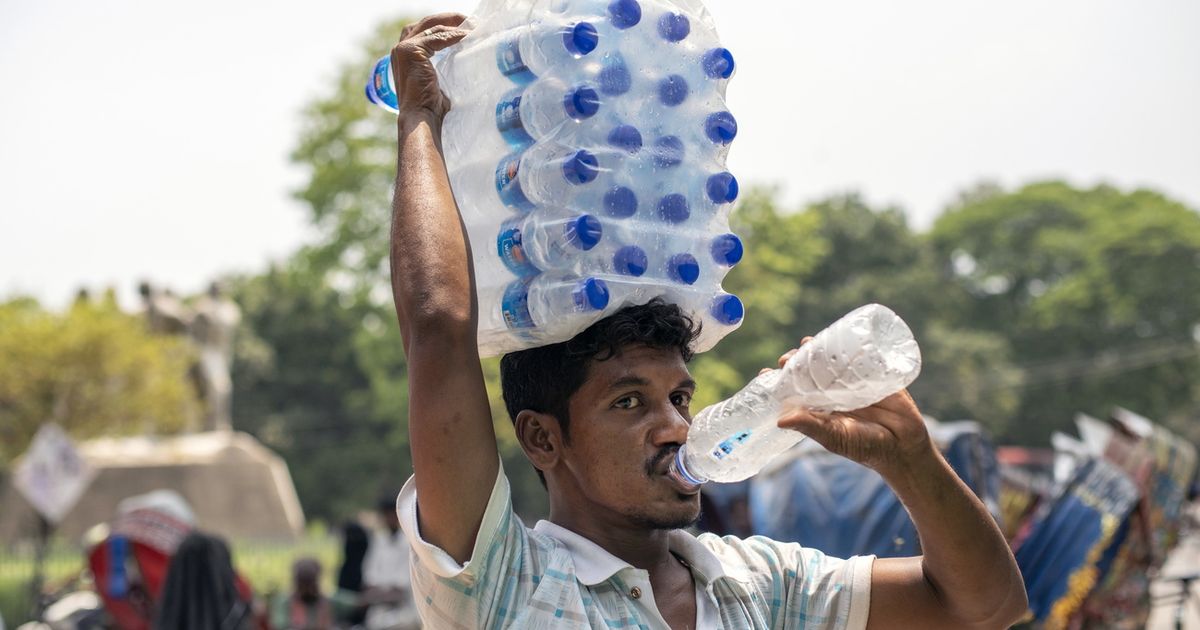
[608,0,642,29]
[710,233,744,266]
[608,124,643,154]
[564,22,599,56]
[652,136,684,168]
[711,293,744,325]
[657,13,690,42]
[657,193,690,223]
[702,48,736,79]
[573,277,611,311]
[667,253,700,285]
[565,214,603,250]
[598,57,632,95]
[705,172,739,204]
[562,150,600,185]
[704,111,738,145]
[563,85,600,120]
[603,186,638,218]
[657,75,689,106]
[613,245,648,276]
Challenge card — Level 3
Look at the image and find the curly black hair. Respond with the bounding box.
[500,298,699,484]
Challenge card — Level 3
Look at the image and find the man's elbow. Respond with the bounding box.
[397,291,475,339]
[960,578,1029,629]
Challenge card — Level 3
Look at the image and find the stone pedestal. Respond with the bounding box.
[1,431,305,543]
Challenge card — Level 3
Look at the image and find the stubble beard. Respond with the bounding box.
[623,499,702,531]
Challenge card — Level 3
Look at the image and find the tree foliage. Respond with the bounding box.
[0,295,198,464]
[930,182,1200,443]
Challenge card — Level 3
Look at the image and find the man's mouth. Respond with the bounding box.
[647,447,679,477]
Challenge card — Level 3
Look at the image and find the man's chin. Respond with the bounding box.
[626,503,701,531]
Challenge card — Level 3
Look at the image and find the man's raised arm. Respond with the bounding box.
[774,347,1028,629]
[387,14,496,565]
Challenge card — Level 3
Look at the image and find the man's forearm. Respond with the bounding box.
[882,447,1027,626]
[390,112,475,337]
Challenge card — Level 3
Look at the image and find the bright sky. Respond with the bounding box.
[2,0,1197,309]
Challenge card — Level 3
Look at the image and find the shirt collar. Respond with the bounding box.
[532,520,751,587]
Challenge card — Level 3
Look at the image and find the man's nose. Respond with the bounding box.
[651,401,690,445]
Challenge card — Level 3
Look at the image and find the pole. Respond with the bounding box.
[28,514,51,622]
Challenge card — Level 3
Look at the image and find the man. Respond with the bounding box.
[387,13,1028,629]
[362,499,419,629]
[272,557,335,630]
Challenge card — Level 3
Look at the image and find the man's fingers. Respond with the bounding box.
[777,409,894,449]
[394,25,470,61]
[415,25,470,53]
[776,348,798,369]
[400,13,468,42]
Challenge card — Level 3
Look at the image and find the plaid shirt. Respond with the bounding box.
[397,465,873,629]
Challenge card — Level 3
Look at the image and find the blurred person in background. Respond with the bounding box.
[360,498,418,630]
[154,532,256,630]
[271,557,335,630]
[333,521,370,627]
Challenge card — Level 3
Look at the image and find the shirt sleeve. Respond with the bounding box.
[395,462,534,628]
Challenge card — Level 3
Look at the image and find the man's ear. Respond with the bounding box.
[514,409,564,474]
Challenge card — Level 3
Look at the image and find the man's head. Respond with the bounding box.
[500,299,703,530]
[291,557,322,603]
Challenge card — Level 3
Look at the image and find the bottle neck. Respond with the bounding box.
[667,446,707,491]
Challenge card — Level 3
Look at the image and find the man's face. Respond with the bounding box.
[555,344,701,529]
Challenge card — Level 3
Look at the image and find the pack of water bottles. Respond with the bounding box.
[369,0,745,356]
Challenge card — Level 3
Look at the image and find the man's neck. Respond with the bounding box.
[547,507,680,575]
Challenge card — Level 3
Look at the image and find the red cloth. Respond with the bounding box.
[88,509,256,630]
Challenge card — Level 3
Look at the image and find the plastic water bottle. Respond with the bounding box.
[479,275,611,334]
[448,142,601,211]
[668,304,922,488]
[366,55,401,114]
[495,80,602,145]
[708,233,744,267]
[496,21,601,84]
[497,210,603,277]
[365,21,600,112]
[650,170,738,219]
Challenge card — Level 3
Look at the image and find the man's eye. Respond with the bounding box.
[672,392,692,407]
[614,396,641,409]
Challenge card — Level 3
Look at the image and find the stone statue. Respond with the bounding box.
[138,282,192,336]
[189,282,241,432]
[138,281,241,432]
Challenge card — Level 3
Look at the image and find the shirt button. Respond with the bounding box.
[630,586,642,599]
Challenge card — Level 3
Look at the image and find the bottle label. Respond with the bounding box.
[370,57,398,109]
[500,278,536,329]
[495,90,535,147]
[497,220,540,277]
[711,430,752,460]
[494,153,534,210]
[495,37,536,84]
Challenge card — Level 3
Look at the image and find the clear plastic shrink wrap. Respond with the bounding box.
[369,0,744,356]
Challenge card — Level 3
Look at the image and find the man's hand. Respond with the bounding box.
[765,339,1028,629]
[389,13,469,120]
[769,341,934,476]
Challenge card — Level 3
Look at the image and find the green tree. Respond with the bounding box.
[291,19,406,292]
[0,295,197,464]
[930,182,1200,443]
